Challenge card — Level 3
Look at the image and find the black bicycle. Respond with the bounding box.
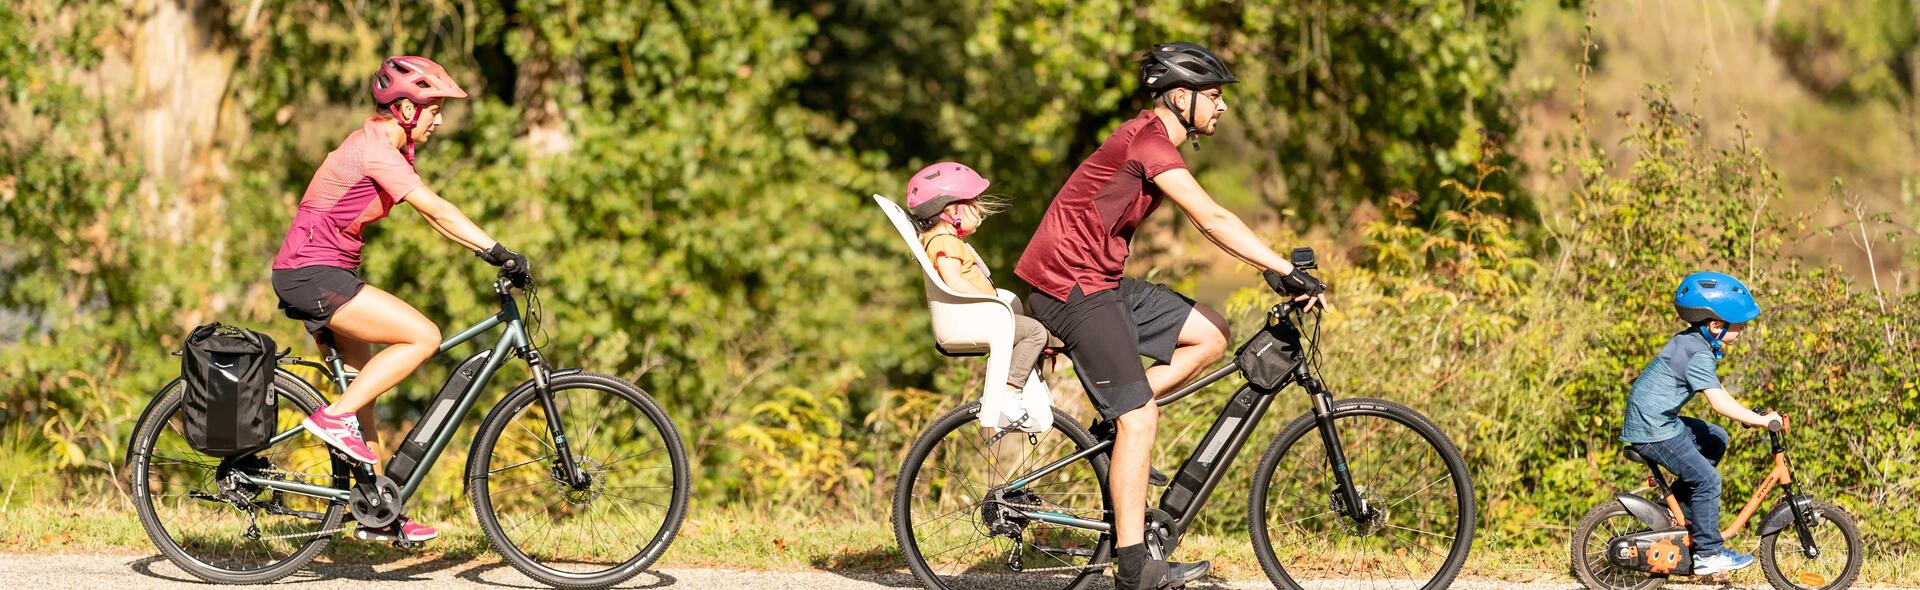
[891,250,1476,590]
[127,265,690,589]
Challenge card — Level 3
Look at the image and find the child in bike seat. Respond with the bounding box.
[906,162,1047,430]
[1621,271,1781,575]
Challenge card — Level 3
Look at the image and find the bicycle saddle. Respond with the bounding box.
[1621,446,1657,467]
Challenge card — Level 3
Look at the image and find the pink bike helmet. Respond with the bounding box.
[372,56,468,106]
[371,56,468,165]
[906,162,991,227]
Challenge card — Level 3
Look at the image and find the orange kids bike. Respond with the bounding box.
[1570,415,1862,590]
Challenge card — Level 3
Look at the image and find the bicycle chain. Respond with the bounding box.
[976,500,1114,574]
[214,467,354,541]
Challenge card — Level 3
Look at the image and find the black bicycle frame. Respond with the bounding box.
[1006,312,1357,546]
[229,279,575,504]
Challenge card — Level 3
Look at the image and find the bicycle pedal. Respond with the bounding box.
[393,539,421,550]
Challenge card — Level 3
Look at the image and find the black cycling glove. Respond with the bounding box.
[1263,267,1325,297]
[478,243,532,279]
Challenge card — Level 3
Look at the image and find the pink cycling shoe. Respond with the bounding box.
[301,407,378,464]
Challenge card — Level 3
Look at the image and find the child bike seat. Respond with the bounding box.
[873,194,1055,433]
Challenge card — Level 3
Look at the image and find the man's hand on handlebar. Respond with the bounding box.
[1263,268,1327,311]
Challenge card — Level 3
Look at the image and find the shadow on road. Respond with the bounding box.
[126,553,679,589]
[805,543,1236,590]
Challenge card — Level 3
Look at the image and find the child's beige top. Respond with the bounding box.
[922,233,995,294]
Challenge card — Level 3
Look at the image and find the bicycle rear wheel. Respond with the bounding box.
[1248,397,1475,590]
[893,402,1113,590]
[128,375,349,584]
[468,371,689,590]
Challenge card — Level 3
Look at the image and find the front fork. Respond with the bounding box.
[524,347,589,489]
[1299,367,1370,523]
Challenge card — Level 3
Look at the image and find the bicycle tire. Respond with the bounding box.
[129,375,349,584]
[1247,397,1475,590]
[893,402,1113,590]
[467,370,689,590]
[1759,500,1863,590]
[1568,500,1667,590]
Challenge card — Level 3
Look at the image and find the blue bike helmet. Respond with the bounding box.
[1674,271,1759,357]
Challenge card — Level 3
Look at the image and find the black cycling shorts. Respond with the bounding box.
[270,265,366,335]
[1026,278,1196,420]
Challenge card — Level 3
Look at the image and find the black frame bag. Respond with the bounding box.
[181,323,279,457]
[1235,313,1306,391]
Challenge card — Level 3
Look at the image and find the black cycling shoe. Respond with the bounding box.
[1115,559,1210,590]
[1163,560,1211,588]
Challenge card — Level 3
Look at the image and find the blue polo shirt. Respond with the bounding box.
[1621,330,1724,444]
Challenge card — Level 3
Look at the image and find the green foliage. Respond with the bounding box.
[2,0,1914,568]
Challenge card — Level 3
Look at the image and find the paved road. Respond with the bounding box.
[0,552,1894,589]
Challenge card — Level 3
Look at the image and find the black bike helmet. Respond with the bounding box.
[1139,42,1239,92]
[1138,42,1238,149]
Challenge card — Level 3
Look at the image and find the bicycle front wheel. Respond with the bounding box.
[893,403,1113,590]
[1759,500,1863,590]
[1248,397,1475,590]
[468,371,690,590]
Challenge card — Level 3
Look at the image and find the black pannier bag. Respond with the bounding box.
[1234,313,1306,391]
[180,323,279,456]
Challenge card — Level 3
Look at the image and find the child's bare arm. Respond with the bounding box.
[934,256,992,295]
[1702,388,1781,428]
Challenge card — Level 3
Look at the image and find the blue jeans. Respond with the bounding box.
[1632,417,1731,556]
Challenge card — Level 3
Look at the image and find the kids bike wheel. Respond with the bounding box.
[1569,501,1665,590]
[128,375,350,584]
[1247,397,1475,590]
[1759,500,1862,590]
[893,403,1113,590]
[468,371,690,590]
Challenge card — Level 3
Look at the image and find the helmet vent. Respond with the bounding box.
[1698,280,1717,288]
[415,80,432,89]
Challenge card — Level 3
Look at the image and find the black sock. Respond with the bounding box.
[1114,543,1147,580]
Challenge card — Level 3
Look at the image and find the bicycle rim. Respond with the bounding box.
[471,372,688,588]
[1761,501,1863,590]
[1250,398,1474,590]
[893,403,1112,590]
[130,377,347,583]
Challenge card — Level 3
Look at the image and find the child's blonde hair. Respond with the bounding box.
[916,193,1012,233]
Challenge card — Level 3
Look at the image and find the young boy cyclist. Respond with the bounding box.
[1621,271,1781,575]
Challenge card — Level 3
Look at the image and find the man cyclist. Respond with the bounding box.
[1015,42,1326,590]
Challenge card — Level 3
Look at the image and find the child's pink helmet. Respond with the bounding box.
[906,162,991,223]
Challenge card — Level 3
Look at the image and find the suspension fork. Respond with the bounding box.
[524,347,589,489]
[1300,367,1368,522]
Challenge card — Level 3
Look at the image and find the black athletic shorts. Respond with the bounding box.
[270,266,366,335]
[1026,278,1196,420]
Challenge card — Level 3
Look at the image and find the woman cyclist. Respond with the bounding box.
[268,56,530,543]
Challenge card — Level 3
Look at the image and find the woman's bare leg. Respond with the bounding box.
[320,286,440,423]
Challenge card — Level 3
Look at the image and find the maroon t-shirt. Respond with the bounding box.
[1016,111,1187,300]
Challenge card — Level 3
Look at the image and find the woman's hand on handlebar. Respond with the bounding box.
[478,242,534,286]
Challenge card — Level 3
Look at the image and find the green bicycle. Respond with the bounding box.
[127,265,690,589]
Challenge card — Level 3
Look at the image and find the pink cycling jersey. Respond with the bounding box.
[271,118,425,270]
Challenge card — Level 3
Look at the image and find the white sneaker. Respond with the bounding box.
[1693,550,1755,575]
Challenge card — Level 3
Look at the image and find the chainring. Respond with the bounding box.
[348,475,404,528]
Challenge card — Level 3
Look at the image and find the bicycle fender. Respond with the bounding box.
[126,378,186,463]
[461,368,584,490]
[1615,493,1680,531]
[1757,495,1813,537]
